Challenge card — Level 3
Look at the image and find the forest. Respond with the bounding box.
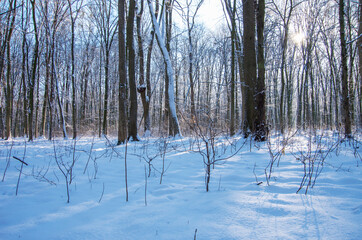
[1,1,362,239]
[0,0,360,142]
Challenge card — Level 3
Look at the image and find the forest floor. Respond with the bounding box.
[0,132,361,240]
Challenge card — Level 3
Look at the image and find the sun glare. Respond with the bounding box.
[292,32,306,46]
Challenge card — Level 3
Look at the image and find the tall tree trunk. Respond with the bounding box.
[118,0,128,145]
[5,31,13,140]
[21,2,28,137]
[4,0,17,140]
[339,0,351,137]
[29,0,39,141]
[68,0,77,139]
[242,0,256,136]
[127,0,139,141]
[229,0,236,136]
[255,0,267,141]
[164,1,172,135]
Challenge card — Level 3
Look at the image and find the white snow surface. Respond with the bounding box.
[0,133,361,240]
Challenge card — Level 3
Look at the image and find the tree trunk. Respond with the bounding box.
[127,0,139,141]
[255,0,267,141]
[5,31,13,140]
[4,0,17,140]
[242,0,256,136]
[118,0,128,145]
[21,4,28,137]
[68,1,77,139]
[339,0,351,137]
[29,0,39,141]
[229,0,236,136]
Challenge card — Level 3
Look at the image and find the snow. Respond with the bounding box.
[0,134,361,240]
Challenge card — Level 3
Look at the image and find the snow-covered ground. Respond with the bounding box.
[0,133,361,240]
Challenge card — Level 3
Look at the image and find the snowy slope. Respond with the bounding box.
[0,134,361,240]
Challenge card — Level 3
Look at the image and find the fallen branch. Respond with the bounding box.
[13,156,28,166]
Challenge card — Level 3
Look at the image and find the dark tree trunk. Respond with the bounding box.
[29,0,39,141]
[255,0,267,141]
[165,1,172,136]
[339,0,351,137]
[68,1,77,139]
[127,0,139,141]
[229,0,237,136]
[4,0,17,140]
[242,0,256,136]
[118,0,128,144]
